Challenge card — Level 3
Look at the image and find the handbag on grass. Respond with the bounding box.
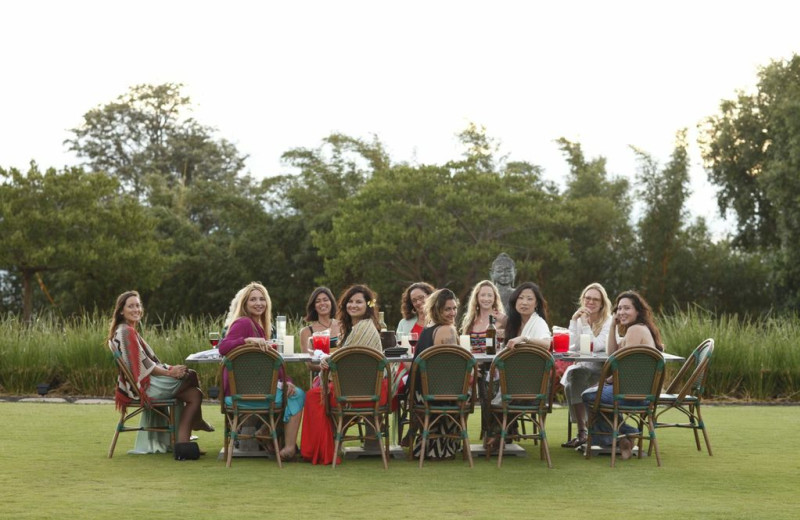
[174,442,200,460]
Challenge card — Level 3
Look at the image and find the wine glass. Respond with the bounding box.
[209,331,220,348]
[408,332,419,354]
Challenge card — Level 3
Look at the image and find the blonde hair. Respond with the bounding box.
[224,282,272,336]
[578,282,612,337]
[460,280,505,334]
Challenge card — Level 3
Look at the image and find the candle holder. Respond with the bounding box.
[36,383,50,396]
[207,386,220,400]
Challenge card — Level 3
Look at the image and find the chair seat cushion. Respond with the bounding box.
[658,393,698,403]
[224,395,276,409]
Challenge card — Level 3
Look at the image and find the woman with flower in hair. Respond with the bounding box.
[108,290,213,455]
[300,284,384,464]
[218,282,305,461]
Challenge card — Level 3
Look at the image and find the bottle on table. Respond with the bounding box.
[486,315,497,355]
[379,311,387,332]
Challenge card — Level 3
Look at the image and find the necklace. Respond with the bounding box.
[317,318,333,329]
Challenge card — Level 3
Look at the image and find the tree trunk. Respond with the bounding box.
[22,269,34,323]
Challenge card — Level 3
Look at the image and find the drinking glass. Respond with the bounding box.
[312,330,331,354]
[209,331,220,348]
[408,332,419,354]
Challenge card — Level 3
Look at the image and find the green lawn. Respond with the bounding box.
[0,402,797,519]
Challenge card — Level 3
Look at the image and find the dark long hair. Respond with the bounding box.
[614,290,664,351]
[400,282,435,320]
[505,282,549,340]
[336,284,379,341]
[107,290,139,343]
[304,287,337,322]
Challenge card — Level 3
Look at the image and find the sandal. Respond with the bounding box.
[561,430,587,448]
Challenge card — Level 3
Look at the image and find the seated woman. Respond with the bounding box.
[560,283,613,448]
[410,288,462,459]
[396,282,434,337]
[460,280,507,352]
[581,290,664,460]
[298,287,341,353]
[218,282,305,460]
[504,282,552,349]
[300,284,383,464]
[109,291,213,455]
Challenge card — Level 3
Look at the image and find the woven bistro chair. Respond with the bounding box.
[407,344,477,468]
[220,344,285,468]
[107,342,177,458]
[650,338,715,456]
[322,346,391,469]
[585,345,665,467]
[486,344,555,468]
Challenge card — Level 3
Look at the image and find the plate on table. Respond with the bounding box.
[383,347,408,357]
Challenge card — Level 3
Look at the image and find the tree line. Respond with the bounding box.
[4,55,799,325]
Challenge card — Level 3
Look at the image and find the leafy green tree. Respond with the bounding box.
[554,138,634,309]
[263,133,388,313]
[66,83,246,194]
[632,131,692,311]
[700,55,800,307]
[0,163,166,321]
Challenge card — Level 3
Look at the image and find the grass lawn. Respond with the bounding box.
[0,402,797,519]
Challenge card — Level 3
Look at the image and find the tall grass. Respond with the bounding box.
[0,313,309,396]
[659,307,800,400]
[1,309,797,400]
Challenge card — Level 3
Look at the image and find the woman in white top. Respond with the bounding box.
[504,282,552,349]
[560,283,613,448]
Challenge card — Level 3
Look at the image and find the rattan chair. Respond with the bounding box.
[585,345,665,467]
[486,344,555,468]
[220,344,285,468]
[650,338,715,455]
[323,346,391,469]
[107,342,177,458]
[407,344,477,468]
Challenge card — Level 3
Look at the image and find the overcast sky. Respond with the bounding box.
[3,1,799,236]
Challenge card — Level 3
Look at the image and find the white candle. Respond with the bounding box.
[459,334,471,350]
[580,333,591,354]
[283,335,294,354]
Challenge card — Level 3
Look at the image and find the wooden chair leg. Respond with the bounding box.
[377,415,388,470]
[540,414,552,468]
[610,414,619,468]
[419,414,430,468]
[648,413,661,466]
[108,410,123,458]
[696,404,713,455]
[461,414,473,468]
[497,413,507,468]
[332,417,343,469]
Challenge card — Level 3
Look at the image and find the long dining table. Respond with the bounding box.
[185,347,684,459]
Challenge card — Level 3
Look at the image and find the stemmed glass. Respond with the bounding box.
[209,331,220,348]
[408,332,419,354]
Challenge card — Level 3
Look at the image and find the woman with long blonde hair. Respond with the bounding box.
[560,282,613,448]
[460,280,507,351]
[218,282,305,460]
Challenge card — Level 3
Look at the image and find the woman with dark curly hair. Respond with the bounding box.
[396,282,435,336]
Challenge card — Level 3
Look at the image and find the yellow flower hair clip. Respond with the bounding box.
[367,299,377,308]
